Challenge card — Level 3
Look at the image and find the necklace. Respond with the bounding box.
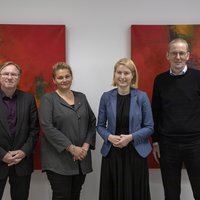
[56,90,74,105]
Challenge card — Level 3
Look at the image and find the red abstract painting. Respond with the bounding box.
[131,25,200,168]
[0,24,66,169]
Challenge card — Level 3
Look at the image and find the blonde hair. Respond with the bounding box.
[0,61,22,75]
[112,58,138,88]
[52,62,73,79]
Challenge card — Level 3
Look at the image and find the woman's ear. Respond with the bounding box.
[53,78,56,85]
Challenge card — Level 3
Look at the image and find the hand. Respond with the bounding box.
[2,150,26,166]
[82,143,89,152]
[68,145,88,161]
[73,143,90,161]
[113,134,132,148]
[152,143,160,164]
[108,134,121,145]
[81,143,89,158]
[2,152,15,165]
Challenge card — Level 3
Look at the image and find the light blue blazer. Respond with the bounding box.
[97,88,154,158]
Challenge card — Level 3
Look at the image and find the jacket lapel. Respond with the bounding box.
[110,89,117,120]
[0,97,10,136]
[73,92,82,111]
[129,89,138,130]
[15,91,25,136]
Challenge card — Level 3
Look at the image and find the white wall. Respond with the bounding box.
[0,0,199,199]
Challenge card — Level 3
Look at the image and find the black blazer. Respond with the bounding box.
[0,90,39,179]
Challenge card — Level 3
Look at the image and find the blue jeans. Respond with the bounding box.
[159,138,200,200]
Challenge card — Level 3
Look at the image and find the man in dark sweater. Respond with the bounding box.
[152,38,200,200]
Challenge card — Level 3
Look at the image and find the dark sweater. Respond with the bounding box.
[152,68,200,143]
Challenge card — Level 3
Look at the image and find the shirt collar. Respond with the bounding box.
[0,89,18,99]
[170,65,187,76]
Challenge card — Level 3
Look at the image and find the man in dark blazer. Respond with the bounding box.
[0,61,39,200]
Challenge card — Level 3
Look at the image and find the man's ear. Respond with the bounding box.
[166,52,169,60]
[186,52,190,61]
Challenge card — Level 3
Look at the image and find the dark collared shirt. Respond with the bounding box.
[0,89,17,139]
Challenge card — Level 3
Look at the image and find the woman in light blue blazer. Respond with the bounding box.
[97,58,154,200]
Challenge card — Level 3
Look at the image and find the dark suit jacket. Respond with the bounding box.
[0,89,39,179]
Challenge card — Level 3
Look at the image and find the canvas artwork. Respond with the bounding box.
[0,24,66,169]
[131,24,200,167]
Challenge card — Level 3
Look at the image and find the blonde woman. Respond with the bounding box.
[97,58,153,200]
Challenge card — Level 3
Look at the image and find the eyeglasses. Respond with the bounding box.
[0,72,20,79]
[169,51,188,58]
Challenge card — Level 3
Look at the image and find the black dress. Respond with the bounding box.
[99,93,151,200]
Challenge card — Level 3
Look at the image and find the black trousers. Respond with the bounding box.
[46,170,86,200]
[159,138,200,200]
[0,166,31,200]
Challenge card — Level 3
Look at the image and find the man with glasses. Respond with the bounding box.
[152,38,200,200]
[0,61,39,200]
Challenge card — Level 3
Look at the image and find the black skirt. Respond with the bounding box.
[99,144,151,200]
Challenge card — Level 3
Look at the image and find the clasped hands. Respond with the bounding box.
[68,143,89,161]
[108,134,133,148]
[2,150,26,166]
